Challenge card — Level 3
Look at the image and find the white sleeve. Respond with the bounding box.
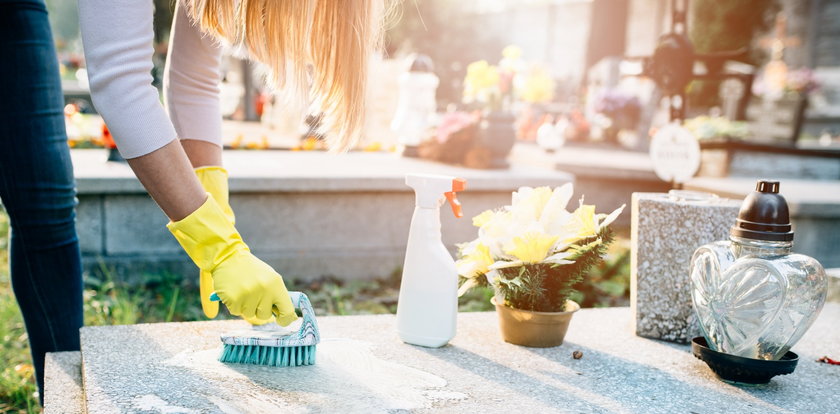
[164,0,223,145]
[79,0,178,159]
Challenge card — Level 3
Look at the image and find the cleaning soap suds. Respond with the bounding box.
[163,338,466,412]
[132,394,198,413]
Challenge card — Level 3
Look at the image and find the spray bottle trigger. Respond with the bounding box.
[444,192,462,218]
[445,177,466,218]
[452,177,466,192]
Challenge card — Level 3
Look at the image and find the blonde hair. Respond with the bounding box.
[186,0,387,151]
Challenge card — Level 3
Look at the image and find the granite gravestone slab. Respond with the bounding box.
[631,192,741,343]
[75,306,840,413]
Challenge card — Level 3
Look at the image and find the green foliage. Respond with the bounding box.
[288,270,402,316]
[570,237,631,308]
[690,0,779,57]
[458,285,496,312]
[687,0,779,108]
[83,264,209,326]
[496,230,615,312]
[0,211,40,413]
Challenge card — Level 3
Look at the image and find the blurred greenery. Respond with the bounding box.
[687,0,780,109]
[0,211,40,413]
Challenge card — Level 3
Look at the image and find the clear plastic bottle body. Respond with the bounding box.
[690,236,827,360]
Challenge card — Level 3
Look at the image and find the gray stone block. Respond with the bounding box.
[103,195,179,255]
[631,192,741,343]
[71,149,574,281]
[44,351,83,414]
[76,195,103,255]
[83,190,559,282]
[790,218,840,268]
[728,152,840,180]
[828,269,840,303]
[76,304,840,413]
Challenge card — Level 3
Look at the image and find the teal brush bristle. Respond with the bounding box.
[217,291,320,368]
[218,343,317,367]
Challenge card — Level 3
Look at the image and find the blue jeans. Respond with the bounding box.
[0,0,84,402]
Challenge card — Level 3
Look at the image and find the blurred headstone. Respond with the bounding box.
[719,79,745,121]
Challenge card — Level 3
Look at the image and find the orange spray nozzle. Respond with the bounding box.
[445,178,467,218]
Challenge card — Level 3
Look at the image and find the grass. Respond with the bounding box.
[0,207,631,412]
[0,212,40,413]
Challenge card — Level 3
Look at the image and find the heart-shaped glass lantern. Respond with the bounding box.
[690,181,827,360]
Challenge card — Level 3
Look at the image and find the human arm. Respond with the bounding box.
[78,0,295,325]
[164,0,224,167]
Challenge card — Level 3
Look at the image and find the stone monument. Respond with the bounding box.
[631,191,740,343]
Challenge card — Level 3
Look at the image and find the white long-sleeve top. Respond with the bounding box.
[79,0,222,159]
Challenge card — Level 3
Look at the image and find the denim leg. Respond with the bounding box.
[0,0,84,402]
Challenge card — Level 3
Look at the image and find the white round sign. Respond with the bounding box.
[649,123,701,184]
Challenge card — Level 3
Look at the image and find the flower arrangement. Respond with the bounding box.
[753,66,820,98]
[683,115,749,141]
[417,111,493,168]
[784,68,819,95]
[456,184,624,312]
[594,89,641,128]
[64,104,109,149]
[463,60,503,110]
[462,45,556,111]
[516,65,556,104]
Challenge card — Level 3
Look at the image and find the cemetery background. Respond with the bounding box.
[2,0,840,412]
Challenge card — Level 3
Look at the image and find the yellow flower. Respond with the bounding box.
[230,134,244,149]
[506,232,559,264]
[563,204,598,244]
[301,137,319,151]
[472,209,496,228]
[511,186,553,222]
[502,45,523,60]
[457,242,494,278]
[14,363,33,379]
[363,142,382,152]
[518,66,555,103]
[463,60,500,103]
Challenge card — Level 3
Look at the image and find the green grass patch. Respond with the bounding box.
[0,211,41,413]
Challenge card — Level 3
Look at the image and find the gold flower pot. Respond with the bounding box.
[491,297,580,348]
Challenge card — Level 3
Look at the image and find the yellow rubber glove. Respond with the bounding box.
[194,166,272,325]
[193,167,234,319]
[167,194,298,326]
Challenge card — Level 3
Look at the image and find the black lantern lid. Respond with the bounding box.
[730,180,794,242]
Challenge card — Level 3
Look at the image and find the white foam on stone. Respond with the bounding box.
[162,338,466,412]
[132,394,198,413]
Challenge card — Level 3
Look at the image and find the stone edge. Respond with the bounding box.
[43,351,84,414]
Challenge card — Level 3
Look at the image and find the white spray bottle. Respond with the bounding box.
[397,173,466,348]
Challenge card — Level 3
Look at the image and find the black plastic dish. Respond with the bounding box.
[692,337,798,384]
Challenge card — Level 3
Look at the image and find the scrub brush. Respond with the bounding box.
[211,291,320,367]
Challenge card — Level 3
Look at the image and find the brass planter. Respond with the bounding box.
[492,297,580,348]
